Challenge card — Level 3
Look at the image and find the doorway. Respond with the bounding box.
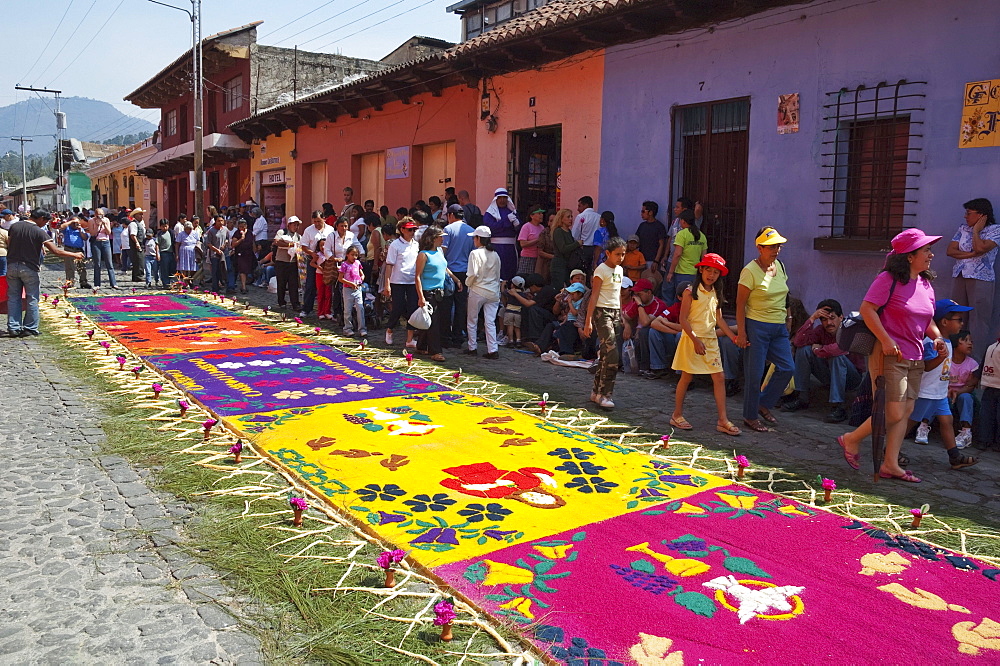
[671,98,750,305]
[420,141,455,201]
[511,125,561,215]
[359,151,386,208]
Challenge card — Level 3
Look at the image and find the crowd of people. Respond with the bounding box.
[3,190,999,479]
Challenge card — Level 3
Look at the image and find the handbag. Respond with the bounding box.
[408,302,434,330]
[837,279,896,355]
[621,339,638,375]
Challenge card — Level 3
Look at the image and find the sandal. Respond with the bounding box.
[878,470,922,483]
[898,454,910,467]
[716,421,741,436]
[758,408,778,424]
[742,419,770,433]
[430,354,446,362]
[950,453,978,470]
[837,435,861,470]
[669,416,694,431]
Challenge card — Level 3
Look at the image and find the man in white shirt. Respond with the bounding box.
[274,216,302,311]
[298,213,332,317]
[172,213,188,238]
[127,208,147,283]
[0,209,17,230]
[572,196,602,275]
[251,207,268,248]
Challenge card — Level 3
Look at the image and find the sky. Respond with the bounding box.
[2,0,459,136]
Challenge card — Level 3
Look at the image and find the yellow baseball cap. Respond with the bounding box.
[754,227,787,245]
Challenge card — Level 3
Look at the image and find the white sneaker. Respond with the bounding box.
[405,340,417,349]
[956,427,972,449]
[598,395,615,409]
[385,330,393,345]
[915,421,931,444]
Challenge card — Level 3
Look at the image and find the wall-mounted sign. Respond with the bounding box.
[960,79,1000,148]
[386,146,410,180]
[262,170,285,185]
[777,93,799,134]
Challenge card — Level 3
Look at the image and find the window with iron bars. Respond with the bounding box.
[817,80,925,251]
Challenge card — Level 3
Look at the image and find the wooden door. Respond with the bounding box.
[420,141,455,201]
[360,151,385,208]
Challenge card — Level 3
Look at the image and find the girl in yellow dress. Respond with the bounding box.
[671,253,741,436]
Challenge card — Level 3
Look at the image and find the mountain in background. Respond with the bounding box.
[0,96,156,157]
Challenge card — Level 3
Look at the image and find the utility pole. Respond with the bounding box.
[148,0,203,220]
[11,137,33,212]
[15,86,65,209]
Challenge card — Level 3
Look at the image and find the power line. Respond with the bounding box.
[258,0,340,41]
[32,0,98,83]
[270,0,371,47]
[314,0,439,51]
[50,0,127,84]
[18,0,77,83]
[299,0,412,48]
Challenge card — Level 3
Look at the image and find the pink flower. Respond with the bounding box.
[735,455,750,468]
[152,383,162,394]
[433,600,456,626]
[376,549,407,569]
[660,434,671,444]
[86,329,95,339]
[910,508,923,517]
[202,418,218,430]
[314,327,321,334]
[289,496,308,511]
[100,341,110,349]
[229,441,243,455]
[294,317,303,325]
[821,478,836,490]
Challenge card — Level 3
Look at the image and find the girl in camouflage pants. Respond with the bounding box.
[583,236,627,409]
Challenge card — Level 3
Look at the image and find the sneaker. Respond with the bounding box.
[299,311,308,318]
[385,330,394,345]
[343,329,355,337]
[825,405,848,423]
[405,341,417,349]
[598,395,615,409]
[359,330,367,337]
[956,427,973,449]
[915,421,931,444]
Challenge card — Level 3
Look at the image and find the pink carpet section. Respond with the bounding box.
[438,484,1000,664]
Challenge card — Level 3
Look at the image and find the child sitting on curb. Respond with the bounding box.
[948,329,978,448]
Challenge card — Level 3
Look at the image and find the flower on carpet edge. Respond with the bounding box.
[354,483,407,502]
[376,549,407,569]
[457,502,512,522]
[433,600,457,626]
[403,493,457,512]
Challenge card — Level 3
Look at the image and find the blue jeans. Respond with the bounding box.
[662,272,697,304]
[720,335,742,380]
[648,328,680,370]
[144,256,160,286]
[6,262,40,334]
[951,393,974,425]
[91,239,117,288]
[302,263,317,314]
[793,346,862,404]
[227,254,237,290]
[210,256,228,293]
[556,321,580,354]
[342,285,366,333]
[743,319,795,420]
[159,252,175,288]
[0,256,7,276]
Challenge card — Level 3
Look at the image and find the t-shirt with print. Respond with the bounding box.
[339,260,363,288]
[981,341,1000,389]
[517,222,543,258]
[951,223,1000,281]
[863,272,935,361]
[949,355,979,392]
[593,261,623,308]
[673,227,707,275]
[918,338,952,400]
[7,220,51,271]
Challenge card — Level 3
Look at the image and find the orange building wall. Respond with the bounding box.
[291,85,479,213]
[474,51,604,210]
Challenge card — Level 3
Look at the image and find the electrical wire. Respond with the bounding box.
[18,0,77,84]
[314,0,443,50]
[50,0,127,85]
[269,0,371,47]
[258,0,341,41]
[32,0,98,83]
[297,0,413,49]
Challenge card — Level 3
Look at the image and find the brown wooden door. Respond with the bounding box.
[671,98,750,305]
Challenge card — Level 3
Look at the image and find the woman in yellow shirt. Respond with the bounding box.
[735,227,794,432]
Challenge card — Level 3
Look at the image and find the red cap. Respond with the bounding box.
[633,278,655,292]
[695,252,729,276]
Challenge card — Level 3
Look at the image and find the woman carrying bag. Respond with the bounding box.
[414,226,462,362]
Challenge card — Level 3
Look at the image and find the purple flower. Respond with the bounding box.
[376,511,406,525]
[229,441,243,455]
[376,549,407,569]
[821,478,836,490]
[637,488,668,498]
[482,529,517,541]
[289,496,308,511]
[433,600,456,626]
[735,455,750,468]
[410,527,459,545]
[657,474,697,486]
[650,461,673,470]
[203,418,218,429]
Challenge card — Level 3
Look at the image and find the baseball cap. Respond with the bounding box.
[621,276,634,290]
[447,203,464,215]
[633,278,654,292]
[286,215,301,224]
[0,209,13,215]
[569,269,586,279]
[511,275,525,287]
[627,234,639,243]
[934,299,973,321]
[566,282,586,294]
[468,225,492,238]
[399,219,419,230]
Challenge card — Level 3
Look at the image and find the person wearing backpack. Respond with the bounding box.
[128,208,147,283]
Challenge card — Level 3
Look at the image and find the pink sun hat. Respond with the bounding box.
[890,228,941,255]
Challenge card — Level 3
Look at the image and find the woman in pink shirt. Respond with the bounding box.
[837,229,946,483]
[516,208,545,275]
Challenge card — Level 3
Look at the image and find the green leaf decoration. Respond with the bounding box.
[516,558,532,570]
[416,519,435,528]
[626,500,639,510]
[531,539,570,547]
[718,489,757,497]
[534,580,557,593]
[535,560,556,574]
[628,486,639,494]
[435,516,448,527]
[723,556,773,578]
[571,531,587,542]
[692,477,709,487]
[349,505,370,512]
[565,551,578,562]
[484,593,511,602]
[673,591,717,618]
[477,536,487,545]
[520,584,533,596]
[362,423,383,432]
[462,562,486,584]
[642,510,667,516]
[648,480,661,487]
[630,559,656,574]
[405,528,427,534]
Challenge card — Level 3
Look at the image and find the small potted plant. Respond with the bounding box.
[289,495,308,526]
[178,398,189,417]
[376,549,407,588]
[433,598,457,642]
[735,455,750,480]
[229,440,243,463]
[151,382,162,399]
[910,504,930,528]
[202,418,218,440]
[821,477,836,503]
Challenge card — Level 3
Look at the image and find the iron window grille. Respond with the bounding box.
[819,80,925,243]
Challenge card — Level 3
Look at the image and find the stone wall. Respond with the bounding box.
[253,46,386,112]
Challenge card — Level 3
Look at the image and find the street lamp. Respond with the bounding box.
[148,0,204,221]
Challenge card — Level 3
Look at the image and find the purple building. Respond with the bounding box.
[599,0,1000,321]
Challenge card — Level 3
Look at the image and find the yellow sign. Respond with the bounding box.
[253,392,727,566]
[960,80,1000,148]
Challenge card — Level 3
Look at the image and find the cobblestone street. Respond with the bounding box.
[0,265,264,664]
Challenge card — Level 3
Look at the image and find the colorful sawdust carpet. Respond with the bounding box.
[75,294,1000,664]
